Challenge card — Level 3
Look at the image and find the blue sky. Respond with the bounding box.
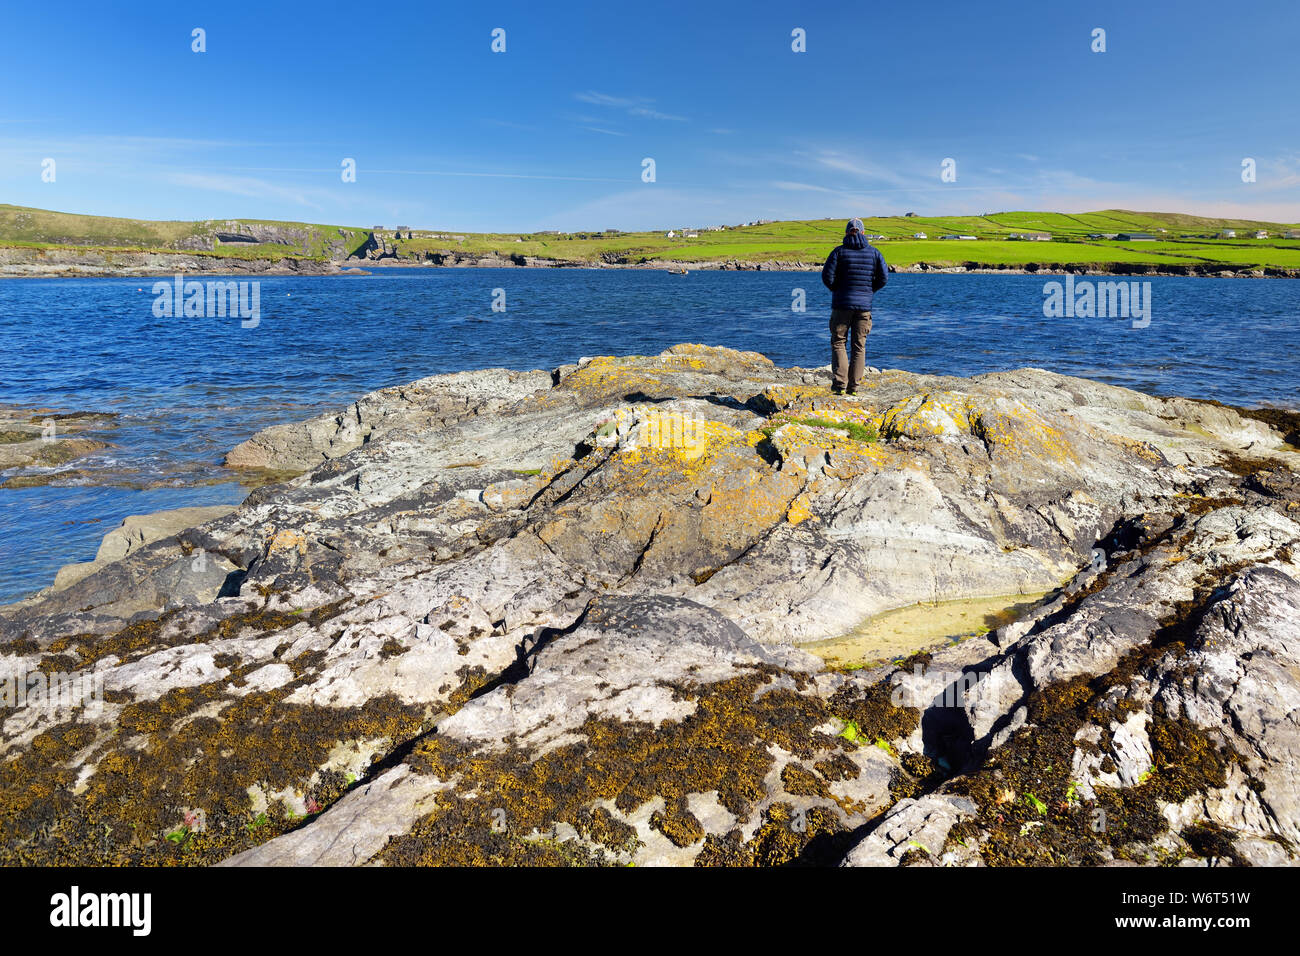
[3,0,1298,231]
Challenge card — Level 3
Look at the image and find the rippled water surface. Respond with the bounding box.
[1,269,1297,601]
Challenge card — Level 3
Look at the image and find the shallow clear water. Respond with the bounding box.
[1,268,1297,602]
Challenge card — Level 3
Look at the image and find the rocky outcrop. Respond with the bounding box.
[47,506,238,593]
[2,344,1298,866]
[0,408,117,486]
[0,246,346,278]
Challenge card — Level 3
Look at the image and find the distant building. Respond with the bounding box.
[1009,232,1051,241]
[941,234,978,240]
[1117,233,1156,241]
[865,234,885,240]
[1285,230,1300,239]
[912,232,928,239]
[666,230,676,238]
[905,212,918,218]
[683,231,699,238]
[1254,230,1270,239]
[1221,229,1237,238]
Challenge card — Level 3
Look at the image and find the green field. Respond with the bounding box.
[387,209,1300,271]
[0,205,371,261]
[3,205,1298,273]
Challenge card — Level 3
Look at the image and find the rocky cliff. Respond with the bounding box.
[2,344,1298,866]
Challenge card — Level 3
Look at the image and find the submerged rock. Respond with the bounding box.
[1,343,1298,866]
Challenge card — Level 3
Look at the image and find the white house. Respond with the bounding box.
[1285,230,1300,239]
[1255,230,1269,239]
[912,232,928,239]
[666,230,676,238]
[1221,229,1236,238]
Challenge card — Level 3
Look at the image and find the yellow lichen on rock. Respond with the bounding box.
[867,390,1082,468]
[267,529,309,555]
[772,423,894,481]
[787,494,814,526]
[557,357,667,402]
[873,391,976,440]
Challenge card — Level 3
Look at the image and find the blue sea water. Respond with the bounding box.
[1,268,1298,602]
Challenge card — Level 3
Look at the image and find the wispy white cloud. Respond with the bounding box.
[770,181,834,192]
[164,172,325,210]
[574,91,638,108]
[573,91,689,123]
[794,150,915,189]
[628,106,687,122]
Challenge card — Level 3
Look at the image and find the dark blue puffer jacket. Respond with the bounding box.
[821,232,888,311]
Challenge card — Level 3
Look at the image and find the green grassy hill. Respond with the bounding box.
[3,204,1298,273]
[390,209,1300,271]
[0,205,371,261]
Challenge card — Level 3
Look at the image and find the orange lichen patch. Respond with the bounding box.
[874,392,977,440]
[616,413,744,470]
[698,470,803,548]
[760,384,835,412]
[786,494,814,526]
[552,356,669,402]
[266,529,309,555]
[535,416,803,578]
[659,343,774,373]
[757,389,886,438]
[969,403,1079,466]
[1110,435,1166,465]
[867,391,1081,467]
[772,424,894,478]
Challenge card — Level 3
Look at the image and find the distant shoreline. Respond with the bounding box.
[1,250,1296,280]
[6,205,1299,279]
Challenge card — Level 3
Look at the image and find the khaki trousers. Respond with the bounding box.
[829,309,872,389]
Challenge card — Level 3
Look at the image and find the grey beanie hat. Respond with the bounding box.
[846,218,864,234]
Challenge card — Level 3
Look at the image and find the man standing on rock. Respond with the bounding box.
[820,218,888,395]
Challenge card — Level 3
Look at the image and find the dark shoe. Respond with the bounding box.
[845,386,857,396]
[831,385,844,395]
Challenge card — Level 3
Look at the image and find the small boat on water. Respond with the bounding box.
[669,265,689,275]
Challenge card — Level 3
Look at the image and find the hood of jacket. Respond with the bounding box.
[842,230,867,250]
